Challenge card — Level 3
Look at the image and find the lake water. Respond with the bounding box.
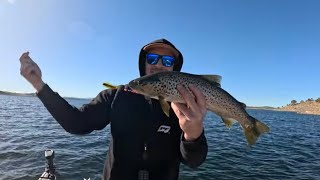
[0,94,319,180]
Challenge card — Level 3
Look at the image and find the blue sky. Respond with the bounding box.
[1,0,319,107]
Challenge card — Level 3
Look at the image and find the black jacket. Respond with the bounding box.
[37,84,208,180]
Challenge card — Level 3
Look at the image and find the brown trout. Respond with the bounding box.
[128,71,270,145]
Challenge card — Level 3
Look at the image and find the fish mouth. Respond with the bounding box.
[128,80,145,93]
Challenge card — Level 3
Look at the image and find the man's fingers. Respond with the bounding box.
[188,84,206,111]
[26,66,36,75]
[172,102,192,121]
[20,52,36,67]
[19,52,30,62]
[20,63,28,73]
[20,63,37,77]
[20,62,32,70]
[177,84,197,110]
[171,103,183,117]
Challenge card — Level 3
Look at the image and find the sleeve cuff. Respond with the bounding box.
[181,129,205,143]
[36,83,49,97]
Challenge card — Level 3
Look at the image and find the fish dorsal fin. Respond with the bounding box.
[239,102,247,109]
[200,75,222,87]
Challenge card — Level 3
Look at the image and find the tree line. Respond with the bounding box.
[290,98,320,105]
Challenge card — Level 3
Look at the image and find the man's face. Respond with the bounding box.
[145,47,175,75]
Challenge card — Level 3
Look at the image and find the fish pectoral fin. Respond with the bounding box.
[201,75,222,87]
[159,96,170,117]
[221,117,237,128]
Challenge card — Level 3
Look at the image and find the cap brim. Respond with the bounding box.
[143,43,179,59]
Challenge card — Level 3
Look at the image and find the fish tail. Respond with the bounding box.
[243,116,270,146]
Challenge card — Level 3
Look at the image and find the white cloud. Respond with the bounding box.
[7,0,16,4]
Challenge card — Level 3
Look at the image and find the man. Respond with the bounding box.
[20,38,208,180]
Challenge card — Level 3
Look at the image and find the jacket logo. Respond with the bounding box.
[157,125,171,134]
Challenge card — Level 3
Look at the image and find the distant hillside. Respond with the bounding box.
[0,90,91,100]
[247,106,277,110]
[0,90,35,96]
[279,99,320,115]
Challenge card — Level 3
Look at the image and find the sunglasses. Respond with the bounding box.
[146,53,175,67]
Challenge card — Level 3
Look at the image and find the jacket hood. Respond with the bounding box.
[138,38,183,76]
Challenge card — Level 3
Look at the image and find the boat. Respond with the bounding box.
[38,150,56,180]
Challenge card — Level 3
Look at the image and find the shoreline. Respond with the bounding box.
[270,108,320,116]
[0,91,35,97]
[0,91,90,100]
[247,102,320,116]
[2,90,319,115]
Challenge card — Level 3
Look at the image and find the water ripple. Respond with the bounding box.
[1,95,319,180]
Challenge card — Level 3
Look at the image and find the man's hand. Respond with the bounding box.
[19,52,45,92]
[171,84,207,141]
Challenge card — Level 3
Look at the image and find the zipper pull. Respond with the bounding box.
[143,143,148,160]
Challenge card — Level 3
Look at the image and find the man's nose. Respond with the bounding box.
[154,58,164,67]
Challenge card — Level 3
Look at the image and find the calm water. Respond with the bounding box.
[0,94,319,180]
